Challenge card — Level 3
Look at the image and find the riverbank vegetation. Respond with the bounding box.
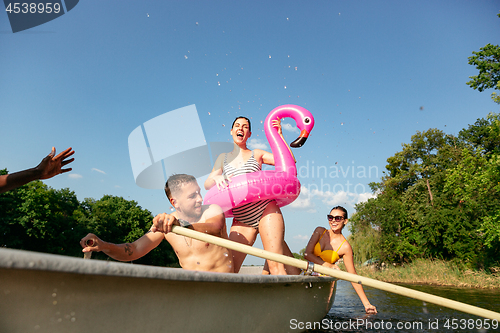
[349,112,500,272]
[349,29,500,277]
[350,259,500,289]
[0,177,179,267]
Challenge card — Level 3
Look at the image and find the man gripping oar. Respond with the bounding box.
[81,174,234,273]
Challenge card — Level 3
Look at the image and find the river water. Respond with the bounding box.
[307,280,500,333]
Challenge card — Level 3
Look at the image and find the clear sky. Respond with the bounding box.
[1,1,499,265]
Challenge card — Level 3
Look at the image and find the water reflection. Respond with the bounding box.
[307,280,499,333]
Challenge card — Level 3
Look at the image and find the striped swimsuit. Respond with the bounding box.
[222,152,272,228]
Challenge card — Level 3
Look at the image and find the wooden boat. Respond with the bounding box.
[0,248,336,333]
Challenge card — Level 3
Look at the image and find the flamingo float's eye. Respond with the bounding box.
[303,117,311,125]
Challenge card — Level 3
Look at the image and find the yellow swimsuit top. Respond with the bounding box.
[313,229,346,264]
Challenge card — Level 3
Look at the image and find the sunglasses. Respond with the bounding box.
[327,215,345,222]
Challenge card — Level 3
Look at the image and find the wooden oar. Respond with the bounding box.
[171,225,500,321]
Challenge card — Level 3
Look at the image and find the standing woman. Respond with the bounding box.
[305,206,377,314]
[204,116,298,275]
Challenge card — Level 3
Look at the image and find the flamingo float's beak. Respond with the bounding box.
[290,129,309,148]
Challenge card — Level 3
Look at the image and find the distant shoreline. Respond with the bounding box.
[352,259,500,289]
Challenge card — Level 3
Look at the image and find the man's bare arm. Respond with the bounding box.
[81,232,164,261]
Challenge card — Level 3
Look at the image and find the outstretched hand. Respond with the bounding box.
[36,147,75,180]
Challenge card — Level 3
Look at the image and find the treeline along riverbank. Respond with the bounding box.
[348,112,500,274]
[0,177,179,267]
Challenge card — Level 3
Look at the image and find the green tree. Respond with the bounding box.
[0,176,178,267]
[348,210,380,264]
[76,195,178,267]
[351,115,500,270]
[459,112,500,156]
[466,13,500,104]
[0,179,85,257]
[443,149,500,268]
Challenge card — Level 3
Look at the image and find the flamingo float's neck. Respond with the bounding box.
[264,109,299,176]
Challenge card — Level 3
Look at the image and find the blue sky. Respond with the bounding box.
[1,1,499,265]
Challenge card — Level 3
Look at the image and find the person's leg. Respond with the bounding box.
[262,240,301,275]
[259,202,287,275]
[283,241,301,275]
[229,220,258,273]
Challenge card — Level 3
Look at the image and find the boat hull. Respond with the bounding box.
[0,249,336,333]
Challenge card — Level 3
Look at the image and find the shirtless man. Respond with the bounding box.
[80,174,233,273]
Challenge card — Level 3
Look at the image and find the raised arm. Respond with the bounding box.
[152,205,226,237]
[80,232,164,262]
[0,147,75,193]
[193,204,226,237]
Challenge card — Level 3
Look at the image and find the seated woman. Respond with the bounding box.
[204,116,299,275]
[304,206,377,314]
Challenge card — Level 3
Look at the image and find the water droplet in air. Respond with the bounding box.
[170,207,174,211]
[208,112,211,115]
[222,124,225,127]
[147,13,149,17]
[340,122,344,125]
[269,55,271,59]
[184,55,188,59]
[284,85,287,89]
[218,81,220,86]
[196,22,199,25]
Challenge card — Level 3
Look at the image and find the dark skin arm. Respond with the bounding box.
[0,147,75,193]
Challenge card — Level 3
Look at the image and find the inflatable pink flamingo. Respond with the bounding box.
[203,105,315,217]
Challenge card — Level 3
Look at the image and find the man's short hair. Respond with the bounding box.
[165,174,197,200]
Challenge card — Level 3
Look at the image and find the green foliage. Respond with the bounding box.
[0,180,178,267]
[293,248,305,260]
[459,112,500,156]
[351,113,500,271]
[348,211,380,264]
[466,13,500,104]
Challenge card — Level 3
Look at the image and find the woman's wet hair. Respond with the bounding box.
[165,174,197,200]
[330,205,348,219]
[232,116,251,132]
